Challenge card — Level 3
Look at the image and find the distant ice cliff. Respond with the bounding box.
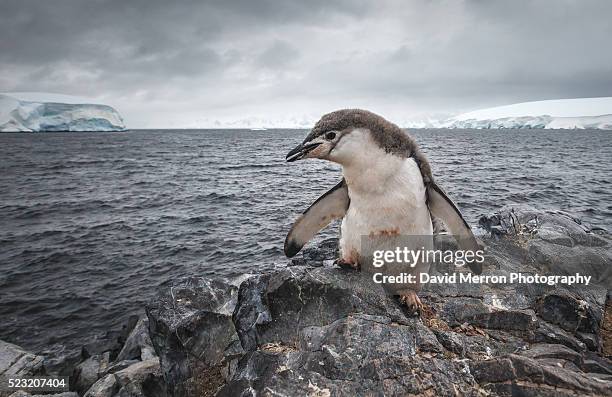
[445,114,612,129]
[441,97,612,130]
[0,92,126,132]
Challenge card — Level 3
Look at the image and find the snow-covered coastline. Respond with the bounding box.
[439,97,612,130]
[2,94,610,131]
[444,114,612,130]
[188,98,612,130]
[0,92,126,132]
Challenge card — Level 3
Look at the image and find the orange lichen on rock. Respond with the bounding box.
[603,295,612,357]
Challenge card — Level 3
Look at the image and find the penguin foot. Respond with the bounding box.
[334,258,360,271]
[398,290,422,316]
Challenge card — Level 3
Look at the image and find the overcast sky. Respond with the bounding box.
[1,0,611,128]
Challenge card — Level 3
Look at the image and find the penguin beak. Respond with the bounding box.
[286,142,321,162]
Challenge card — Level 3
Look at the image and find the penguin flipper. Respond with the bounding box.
[427,182,483,274]
[284,179,349,257]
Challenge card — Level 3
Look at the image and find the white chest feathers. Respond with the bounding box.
[337,130,433,262]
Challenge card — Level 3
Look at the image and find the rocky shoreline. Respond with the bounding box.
[2,205,611,396]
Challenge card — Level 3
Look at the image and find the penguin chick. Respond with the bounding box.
[285,109,482,314]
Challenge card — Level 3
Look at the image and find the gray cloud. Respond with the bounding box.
[1,0,611,127]
[256,40,300,70]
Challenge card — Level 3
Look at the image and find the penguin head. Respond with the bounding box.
[286,109,414,165]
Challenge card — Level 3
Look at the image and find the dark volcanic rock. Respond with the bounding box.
[81,315,140,362]
[534,321,586,352]
[147,206,611,396]
[112,358,165,397]
[100,359,140,376]
[82,358,166,397]
[414,322,444,353]
[116,316,156,362]
[219,314,479,397]
[519,343,583,366]
[66,315,165,397]
[5,312,166,397]
[0,341,45,397]
[72,352,110,395]
[233,266,409,351]
[479,205,612,285]
[231,274,271,352]
[471,354,611,396]
[582,351,612,375]
[84,374,118,397]
[603,292,612,357]
[0,340,44,378]
[298,237,339,267]
[438,297,538,330]
[536,290,601,334]
[146,277,243,396]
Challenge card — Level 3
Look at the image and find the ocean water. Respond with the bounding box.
[0,129,610,361]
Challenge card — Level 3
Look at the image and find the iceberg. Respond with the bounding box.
[443,97,612,130]
[0,92,126,132]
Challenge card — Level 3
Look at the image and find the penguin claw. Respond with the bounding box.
[334,258,360,271]
[398,291,422,316]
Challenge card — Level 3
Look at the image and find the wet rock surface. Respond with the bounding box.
[0,314,164,397]
[478,205,612,285]
[73,316,164,397]
[0,341,44,378]
[145,277,243,396]
[0,341,45,397]
[146,206,612,396]
[1,318,170,397]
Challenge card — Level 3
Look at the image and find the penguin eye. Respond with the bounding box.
[325,131,336,140]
